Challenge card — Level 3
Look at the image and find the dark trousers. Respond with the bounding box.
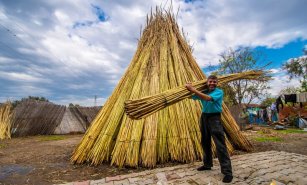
[200,112,232,176]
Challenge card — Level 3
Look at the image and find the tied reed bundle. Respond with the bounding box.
[125,70,265,119]
[0,102,13,140]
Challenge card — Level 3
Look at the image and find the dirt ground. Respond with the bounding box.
[0,126,306,185]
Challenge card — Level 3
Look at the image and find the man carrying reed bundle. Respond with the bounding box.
[185,75,233,183]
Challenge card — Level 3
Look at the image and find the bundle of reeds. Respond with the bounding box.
[72,8,252,168]
[125,71,265,119]
[0,102,13,140]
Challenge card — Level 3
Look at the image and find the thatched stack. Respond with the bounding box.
[12,101,66,137]
[0,102,13,140]
[72,9,252,168]
[71,106,101,128]
[54,106,101,134]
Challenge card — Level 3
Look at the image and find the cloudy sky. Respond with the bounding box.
[0,0,306,106]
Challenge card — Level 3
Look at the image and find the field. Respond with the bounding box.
[0,126,306,185]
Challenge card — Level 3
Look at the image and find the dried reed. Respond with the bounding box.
[0,102,13,140]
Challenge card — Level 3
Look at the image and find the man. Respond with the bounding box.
[185,75,233,183]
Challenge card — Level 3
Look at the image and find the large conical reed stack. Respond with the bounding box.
[0,102,13,140]
[72,9,252,168]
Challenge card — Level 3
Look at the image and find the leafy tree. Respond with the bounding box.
[216,47,271,106]
[260,97,276,107]
[12,96,49,107]
[219,84,237,106]
[21,96,49,102]
[278,86,301,95]
[283,48,307,91]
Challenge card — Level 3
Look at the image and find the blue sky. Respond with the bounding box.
[255,39,307,68]
[0,0,306,106]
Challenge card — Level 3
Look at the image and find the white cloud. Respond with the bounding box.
[270,68,281,74]
[267,68,301,96]
[175,0,307,66]
[0,56,15,64]
[54,96,106,106]
[0,71,52,83]
[67,83,94,90]
[4,85,51,98]
[0,0,307,106]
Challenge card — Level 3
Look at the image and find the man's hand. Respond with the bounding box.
[186,82,212,101]
[185,83,197,93]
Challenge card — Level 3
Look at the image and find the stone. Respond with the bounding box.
[166,173,180,181]
[73,181,90,185]
[143,178,154,184]
[176,172,186,178]
[106,176,121,182]
[128,177,140,183]
[156,172,167,182]
[56,151,307,185]
[296,177,307,185]
[113,179,129,185]
[90,178,106,185]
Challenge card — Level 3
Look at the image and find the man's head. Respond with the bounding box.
[207,75,218,91]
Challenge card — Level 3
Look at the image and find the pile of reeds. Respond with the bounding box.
[125,71,265,119]
[0,102,13,140]
[72,8,253,168]
[12,100,66,137]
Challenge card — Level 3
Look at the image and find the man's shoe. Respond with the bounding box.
[196,166,211,171]
[222,175,233,183]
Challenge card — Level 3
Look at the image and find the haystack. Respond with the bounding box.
[0,102,13,140]
[72,9,253,168]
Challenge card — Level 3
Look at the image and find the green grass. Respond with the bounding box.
[257,130,268,135]
[257,129,307,135]
[274,129,307,134]
[38,135,66,141]
[254,136,283,142]
[0,143,6,149]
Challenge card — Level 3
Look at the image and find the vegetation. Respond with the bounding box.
[69,103,80,107]
[283,48,307,91]
[275,129,307,134]
[260,97,276,107]
[254,136,283,142]
[261,86,300,107]
[38,135,66,141]
[12,96,49,108]
[216,47,271,106]
[0,143,7,149]
[278,86,301,95]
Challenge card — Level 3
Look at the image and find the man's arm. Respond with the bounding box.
[185,83,212,101]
